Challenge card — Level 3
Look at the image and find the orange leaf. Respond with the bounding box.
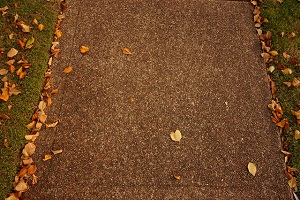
[63,66,72,73]
[0,113,10,119]
[43,154,52,161]
[80,46,89,53]
[3,139,8,147]
[122,47,132,55]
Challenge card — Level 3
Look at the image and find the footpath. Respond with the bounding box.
[25,0,291,199]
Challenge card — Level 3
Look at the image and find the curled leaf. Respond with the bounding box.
[43,154,52,161]
[122,47,132,55]
[51,149,63,155]
[63,66,72,74]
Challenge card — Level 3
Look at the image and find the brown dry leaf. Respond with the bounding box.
[14,179,28,192]
[288,177,297,188]
[43,154,52,161]
[48,57,52,66]
[80,46,89,53]
[27,164,37,176]
[25,132,40,142]
[0,89,9,101]
[51,149,63,155]
[22,158,33,165]
[263,18,269,23]
[283,82,292,87]
[6,59,15,65]
[281,68,292,75]
[276,119,287,128]
[173,175,181,180]
[269,50,278,56]
[38,100,46,111]
[32,174,38,185]
[35,122,43,131]
[5,193,19,200]
[55,29,62,38]
[38,24,44,31]
[0,113,10,119]
[20,24,30,32]
[122,47,132,55]
[3,139,8,148]
[0,6,8,12]
[0,69,8,75]
[32,18,38,25]
[46,97,52,106]
[50,88,58,95]
[63,66,72,74]
[26,121,36,130]
[7,48,18,58]
[288,32,296,39]
[281,150,292,157]
[248,162,257,176]
[170,130,182,142]
[277,0,283,3]
[8,101,12,110]
[38,110,47,123]
[292,77,300,87]
[265,30,272,39]
[46,121,58,128]
[261,53,270,62]
[295,130,300,140]
[9,65,15,73]
[22,142,36,157]
[283,52,291,59]
[18,166,27,177]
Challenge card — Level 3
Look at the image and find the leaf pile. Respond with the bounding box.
[251,0,300,191]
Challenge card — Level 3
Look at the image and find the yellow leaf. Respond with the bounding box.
[7,48,18,58]
[32,18,38,25]
[43,154,52,161]
[295,130,300,140]
[281,68,292,75]
[25,132,40,142]
[269,50,278,56]
[22,142,36,157]
[288,177,297,188]
[63,66,72,74]
[170,130,182,142]
[283,52,291,59]
[38,24,44,31]
[122,47,132,55]
[80,46,89,53]
[248,162,257,176]
[0,89,9,101]
[55,29,62,38]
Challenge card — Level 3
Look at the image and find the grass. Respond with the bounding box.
[260,0,300,189]
[0,1,59,198]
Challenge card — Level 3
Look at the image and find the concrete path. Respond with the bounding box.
[25,0,291,199]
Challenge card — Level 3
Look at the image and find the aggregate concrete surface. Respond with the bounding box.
[25,0,291,199]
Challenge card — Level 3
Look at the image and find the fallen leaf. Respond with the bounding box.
[43,154,52,161]
[281,150,292,157]
[22,157,33,165]
[26,121,36,130]
[63,66,72,73]
[27,164,37,176]
[265,30,272,40]
[32,174,38,185]
[20,24,30,32]
[0,89,9,101]
[283,52,291,59]
[288,177,297,188]
[55,29,62,38]
[38,110,47,123]
[38,24,44,31]
[0,6,8,12]
[5,193,19,200]
[283,82,292,87]
[48,57,52,66]
[17,40,24,49]
[9,65,15,73]
[80,46,89,53]
[248,162,257,176]
[261,52,270,62]
[6,59,15,65]
[173,175,181,180]
[3,139,8,147]
[292,77,300,87]
[22,143,36,157]
[46,121,58,128]
[281,68,292,75]
[269,50,278,56]
[35,122,43,131]
[50,88,58,95]
[277,0,283,3]
[122,47,132,55]
[288,32,296,39]
[0,69,8,75]
[7,48,18,58]
[268,66,275,73]
[263,18,269,23]
[0,113,10,119]
[25,132,40,142]
[51,149,63,155]
[14,179,28,192]
[295,130,300,140]
[170,130,182,142]
[25,37,34,49]
[38,100,46,111]
[32,18,38,25]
